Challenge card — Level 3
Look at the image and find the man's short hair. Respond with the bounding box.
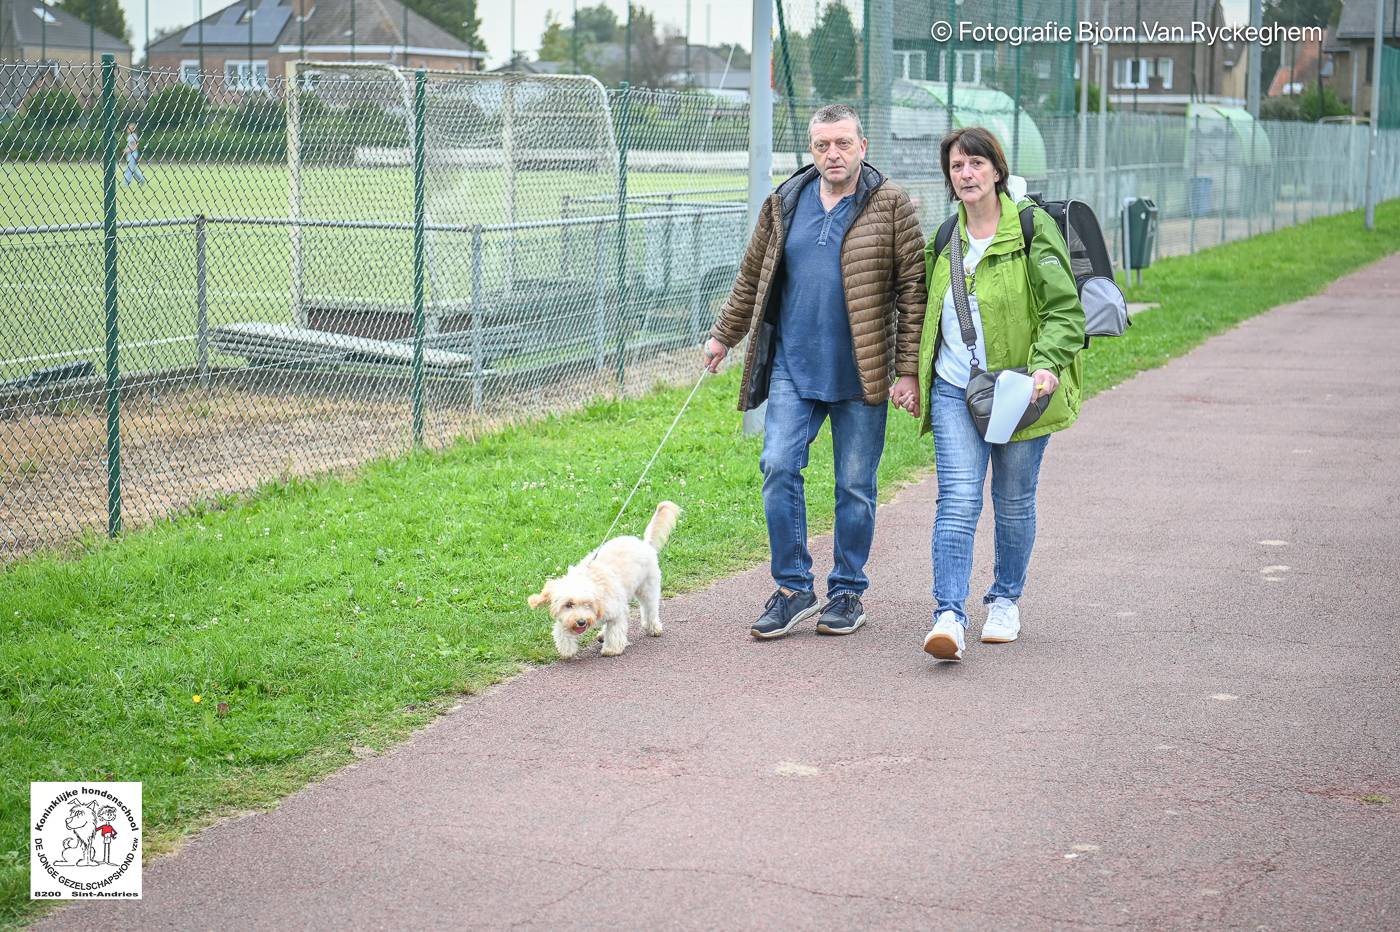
[808,104,863,139]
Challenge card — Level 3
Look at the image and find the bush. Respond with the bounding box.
[20,87,82,129]
[233,97,286,133]
[145,84,206,130]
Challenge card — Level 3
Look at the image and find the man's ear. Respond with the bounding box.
[527,581,553,610]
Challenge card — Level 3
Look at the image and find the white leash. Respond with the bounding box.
[595,367,711,550]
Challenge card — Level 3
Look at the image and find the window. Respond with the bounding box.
[1112,57,1150,89]
[32,6,57,24]
[936,50,984,85]
[1035,59,1051,80]
[895,49,927,80]
[1156,57,1173,90]
[224,59,268,91]
[180,60,201,87]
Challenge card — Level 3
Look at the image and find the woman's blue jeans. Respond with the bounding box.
[760,376,887,597]
[931,375,1049,627]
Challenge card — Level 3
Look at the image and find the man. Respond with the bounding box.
[703,104,925,639]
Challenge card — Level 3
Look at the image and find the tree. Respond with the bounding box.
[536,5,620,75]
[403,0,485,55]
[773,28,812,100]
[56,0,130,45]
[1259,0,1337,101]
[624,5,674,88]
[809,0,857,100]
[575,4,621,45]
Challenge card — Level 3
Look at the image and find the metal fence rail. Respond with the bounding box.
[2,56,1399,560]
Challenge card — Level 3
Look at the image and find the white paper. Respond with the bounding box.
[983,370,1035,444]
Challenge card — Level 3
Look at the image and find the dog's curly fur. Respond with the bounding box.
[528,502,680,658]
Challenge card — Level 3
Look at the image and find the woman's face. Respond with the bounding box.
[948,143,999,207]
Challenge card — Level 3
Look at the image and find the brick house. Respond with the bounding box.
[1324,0,1400,121]
[145,0,484,99]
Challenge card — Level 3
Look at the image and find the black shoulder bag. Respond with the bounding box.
[947,227,1049,441]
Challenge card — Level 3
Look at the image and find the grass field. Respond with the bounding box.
[0,162,754,381]
[2,199,1398,926]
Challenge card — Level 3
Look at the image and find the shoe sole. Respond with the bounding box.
[750,603,820,639]
[980,629,1019,643]
[815,613,866,635]
[923,631,963,660]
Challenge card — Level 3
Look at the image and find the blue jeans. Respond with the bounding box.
[931,376,1049,627]
[761,376,887,597]
[123,152,146,184]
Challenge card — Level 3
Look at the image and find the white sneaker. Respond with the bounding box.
[981,597,1021,643]
[923,611,966,660]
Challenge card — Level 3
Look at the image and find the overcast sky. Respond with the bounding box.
[120,0,1251,68]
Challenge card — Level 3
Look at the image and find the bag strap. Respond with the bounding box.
[933,203,1035,260]
[946,224,981,370]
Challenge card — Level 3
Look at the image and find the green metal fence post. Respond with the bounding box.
[614,81,632,387]
[411,68,427,447]
[196,215,209,389]
[1189,114,1198,254]
[774,0,804,170]
[1220,115,1229,244]
[101,53,122,537]
[469,225,484,411]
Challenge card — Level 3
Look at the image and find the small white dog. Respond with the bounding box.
[528,501,680,658]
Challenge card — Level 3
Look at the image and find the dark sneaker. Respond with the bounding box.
[815,592,867,635]
[750,588,819,639]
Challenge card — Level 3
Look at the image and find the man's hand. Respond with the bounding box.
[889,374,920,418]
[1030,369,1059,403]
[702,338,728,373]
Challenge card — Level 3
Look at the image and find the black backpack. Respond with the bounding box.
[932,195,1129,346]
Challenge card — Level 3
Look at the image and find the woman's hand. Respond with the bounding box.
[1030,369,1059,403]
[890,375,920,417]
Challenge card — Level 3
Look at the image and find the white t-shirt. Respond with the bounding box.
[935,229,995,389]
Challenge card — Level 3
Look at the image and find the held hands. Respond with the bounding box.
[702,338,728,373]
[889,375,920,418]
[1030,369,1059,403]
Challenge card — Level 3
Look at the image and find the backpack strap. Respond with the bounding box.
[933,203,1036,260]
[932,214,958,259]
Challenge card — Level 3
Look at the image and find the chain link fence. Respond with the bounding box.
[2,55,1399,559]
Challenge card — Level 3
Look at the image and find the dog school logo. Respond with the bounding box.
[31,782,142,900]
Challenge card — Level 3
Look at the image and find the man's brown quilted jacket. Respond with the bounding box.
[709,161,926,411]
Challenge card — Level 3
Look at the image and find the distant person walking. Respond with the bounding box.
[123,123,147,185]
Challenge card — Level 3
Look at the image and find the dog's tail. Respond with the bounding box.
[643,501,681,550]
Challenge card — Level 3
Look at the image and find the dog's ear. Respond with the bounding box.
[527,581,554,610]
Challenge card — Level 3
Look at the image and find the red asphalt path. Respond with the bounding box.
[38,255,1400,931]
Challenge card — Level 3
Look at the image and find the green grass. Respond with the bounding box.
[0,162,751,379]
[2,198,1398,928]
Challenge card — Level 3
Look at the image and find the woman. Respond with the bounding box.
[890,127,1084,662]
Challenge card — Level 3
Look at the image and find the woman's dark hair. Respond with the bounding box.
[939,127,1010,202]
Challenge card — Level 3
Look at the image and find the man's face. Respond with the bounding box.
[809,118,866,187]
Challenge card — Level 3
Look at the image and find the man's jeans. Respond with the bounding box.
[931,376,1049,627]
[760,375,887,596]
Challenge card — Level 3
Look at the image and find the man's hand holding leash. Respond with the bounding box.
[702,338,728,374]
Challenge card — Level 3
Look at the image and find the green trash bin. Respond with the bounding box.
[1121,197,1158,283]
